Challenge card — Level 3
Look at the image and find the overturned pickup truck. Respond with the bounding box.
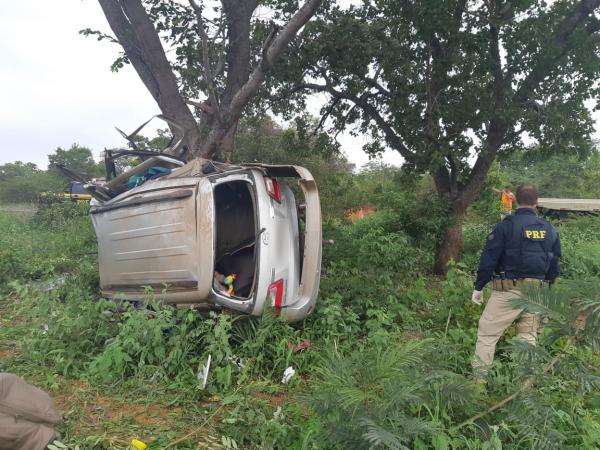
[88,154,322,323]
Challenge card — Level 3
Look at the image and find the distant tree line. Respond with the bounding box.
[498,146,600,199]
[0,144,103,204]
[0,116,343,204]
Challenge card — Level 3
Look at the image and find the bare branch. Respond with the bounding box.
[189,0,220,112]
[334,103,358,141]
[311,97,341,136]
[212,13,227,78]
[185,98,215,114]
[262,24,281,57]
[229,0,323,118]
[359,75,391,97]
[292,82,414,162]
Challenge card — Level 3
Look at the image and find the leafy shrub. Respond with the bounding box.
[33,201,90,230]
[234,311,305,380]
[305,292,361,343]
[555,216,600,279]
[217,394,301,449]
[324,212,431,276]
[429,261,478,330]
[461,222,491,272]
[20,279,311,392]
[0,216,30,286]
[82,303,258,391]
[308,282,600,450]
[0,205,97,288]
[0,171,63,203]
[15,280,117,377]
[375,189,452,248]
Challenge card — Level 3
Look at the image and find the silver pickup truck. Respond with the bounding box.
[89,159,322,322]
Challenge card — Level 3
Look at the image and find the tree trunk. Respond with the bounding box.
[434,213,465,275]
[222,123,238,162]
[432,163,465,275]
[98,0,202,156]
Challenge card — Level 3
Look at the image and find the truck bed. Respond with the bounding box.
[538,198,600,212]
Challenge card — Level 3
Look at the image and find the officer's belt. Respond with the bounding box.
[492,278,548,292]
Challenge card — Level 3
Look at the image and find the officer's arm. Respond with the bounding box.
[545,231,562,282]
[474,223,506,291]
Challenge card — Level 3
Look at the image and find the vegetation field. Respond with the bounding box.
[4,0,600,447]
[1,170,599,449]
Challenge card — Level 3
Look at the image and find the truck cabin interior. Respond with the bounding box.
[213,180,257,299]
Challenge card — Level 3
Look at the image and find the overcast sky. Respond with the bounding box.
[0,0,402,170]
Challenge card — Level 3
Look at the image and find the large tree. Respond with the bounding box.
[90,0,322,161]
[273,0,600,273]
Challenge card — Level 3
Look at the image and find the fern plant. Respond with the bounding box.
[308,280,600,450]
[307,338,479,449]
[456,280,600,449]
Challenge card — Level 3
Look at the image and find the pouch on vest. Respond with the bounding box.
[492,278,514,291]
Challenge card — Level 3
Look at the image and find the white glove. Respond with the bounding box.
[471,290,484,306]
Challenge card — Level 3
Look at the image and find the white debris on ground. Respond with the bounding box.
[226,355,246,369]
[197,354,212,389]
[281,366,295,384]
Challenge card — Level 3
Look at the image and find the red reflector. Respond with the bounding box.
[268,279,285,313]
[264,176,282,203]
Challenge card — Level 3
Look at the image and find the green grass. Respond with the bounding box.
[0,293,304,449]
[1,206,599,449]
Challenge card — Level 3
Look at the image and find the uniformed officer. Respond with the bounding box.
[471,184,561,378]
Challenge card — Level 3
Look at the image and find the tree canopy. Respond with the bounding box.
[48,144,103,179]
[272,0,600,271]
[0,162,63,204]
[0,162,40,181]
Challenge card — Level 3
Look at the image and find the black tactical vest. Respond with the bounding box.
[498,211,556,279]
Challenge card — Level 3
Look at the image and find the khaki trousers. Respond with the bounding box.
[472,288,541,375]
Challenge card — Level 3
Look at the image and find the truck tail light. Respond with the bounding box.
[268,279,285,314]
[264,176,281,203]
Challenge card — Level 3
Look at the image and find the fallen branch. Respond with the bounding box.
[164,385,242,448]
[456,335,576,429]
[444,307,452,338]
